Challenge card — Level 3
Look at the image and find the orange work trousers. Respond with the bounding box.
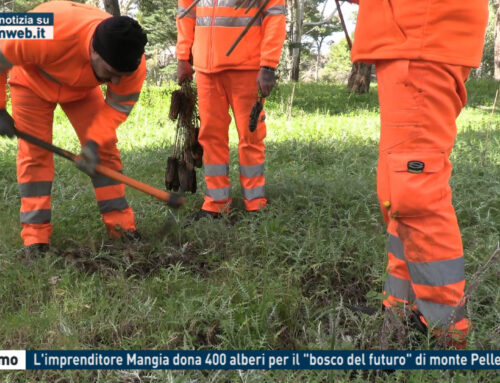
[376,60,471,345]
[10,67,135,246]
[195,70,267,213]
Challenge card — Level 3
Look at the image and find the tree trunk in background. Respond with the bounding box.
[290,0,304,82]
[104,0,120,16]
[495,2,500,81]
[314,37,325,81]
[285,0,294,79]
[347,62,372,94]
[336,0,372,93]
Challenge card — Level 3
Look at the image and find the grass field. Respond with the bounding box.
[0,79,498,382]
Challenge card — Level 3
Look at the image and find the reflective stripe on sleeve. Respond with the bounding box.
[263,5,286,17]
[106,89,140,103]
[178,6,196,18]
[105,98,134,114]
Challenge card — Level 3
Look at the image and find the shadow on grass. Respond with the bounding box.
[465,78,500,109]
[268,78,500,117]
[269,81,379,116]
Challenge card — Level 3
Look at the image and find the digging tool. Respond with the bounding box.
[226,0,271,57]
[13,128,184,208]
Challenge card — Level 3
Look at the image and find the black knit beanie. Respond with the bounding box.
[92,16,147,72]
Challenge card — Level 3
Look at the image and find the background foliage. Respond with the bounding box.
[3,0,498,83]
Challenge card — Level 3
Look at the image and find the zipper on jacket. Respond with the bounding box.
[209,0,217,72]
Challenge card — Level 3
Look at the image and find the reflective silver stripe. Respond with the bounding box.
[204,164,229,177]
[199,0,261,7]
[20,209,51,224]
[218,0,259,7]
[178,6,196,18]
[92,174,121,188]
[106,89,140,103]
[206,186,231,201]
[196,16,261,27]
[97,197,129,214]
[19,181,52,198]
[384,274,416,302]
[38,67,60,83]
[263,5,286,16]
[215,16,260,27]
[416,299,466,327]
[196,17,212,26]
[388,234,405,260]
[242,185,265,200]
[408,257,465,287]
[105,98,134,114]
[0,49,12,69]
[239,163,264,178]
[199,0,213,6]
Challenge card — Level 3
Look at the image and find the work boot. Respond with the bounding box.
[191,209,222,221]
[409,310,428,335]
[380,306,428,349]
[380,307,408,349]
[121,230,142,243]
[24,243,50,258]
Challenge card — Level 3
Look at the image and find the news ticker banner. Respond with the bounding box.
[0,13,53,39]
[0,350,499,370]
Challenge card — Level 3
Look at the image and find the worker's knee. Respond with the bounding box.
[240,116,266,145]
[384,151,450,217]
[97,144,122,170]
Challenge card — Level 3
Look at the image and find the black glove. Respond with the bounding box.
[177,60,194,85]
[75,140,100,176]
[0,108,15,138]
[249,99,263,132]
[257,66,276,97]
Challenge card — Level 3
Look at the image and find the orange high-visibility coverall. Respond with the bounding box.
[176,0,286,212]
[0,1,146,245]
[350,0,489,345]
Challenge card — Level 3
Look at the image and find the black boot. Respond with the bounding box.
[24,243,50,258]
[121,230,142,243]
[191,209,222,221]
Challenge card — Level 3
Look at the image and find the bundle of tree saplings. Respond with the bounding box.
[165,81,203,193]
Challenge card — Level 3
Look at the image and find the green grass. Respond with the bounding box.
[0,79,498,382]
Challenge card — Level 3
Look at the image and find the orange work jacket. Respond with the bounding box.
[0,1,146,148]
[177,0,286,73]
[351,0,489,68]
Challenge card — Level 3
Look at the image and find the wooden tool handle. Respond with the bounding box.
[95,164,185,208]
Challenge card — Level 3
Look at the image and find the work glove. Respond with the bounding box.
[75,140,100,177]
[257,66,276,98]
[177,60,193,85]
[0,108,15,138]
